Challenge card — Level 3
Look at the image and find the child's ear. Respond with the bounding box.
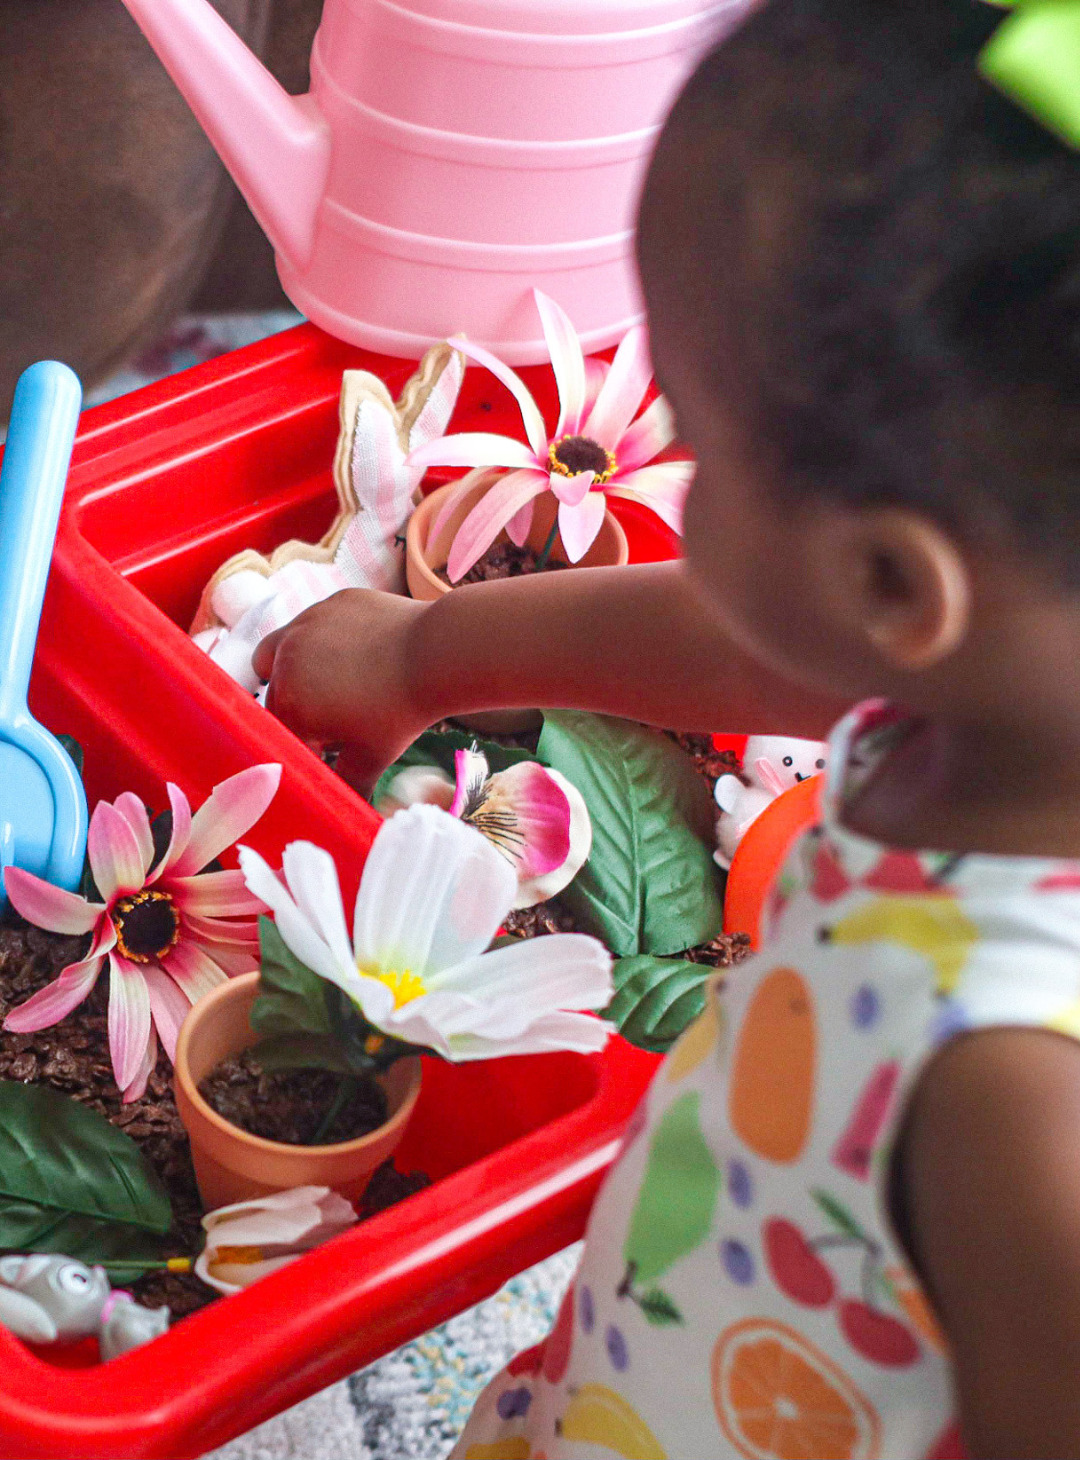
[823,508,972,672]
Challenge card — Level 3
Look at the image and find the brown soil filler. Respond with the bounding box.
[436,541,569,587]
[198,1050,388,1146]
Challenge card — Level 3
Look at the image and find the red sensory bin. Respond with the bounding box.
[0,324,678,1458]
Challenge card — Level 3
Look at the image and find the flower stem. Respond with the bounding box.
[534,518,560,572]
[311,1072,358,1144]
[98,1258,192,1272]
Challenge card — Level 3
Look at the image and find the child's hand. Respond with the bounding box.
[254,589,431,792]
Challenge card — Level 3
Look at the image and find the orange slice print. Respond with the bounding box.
[712,1318,881,1460]
[729,968,816,1163]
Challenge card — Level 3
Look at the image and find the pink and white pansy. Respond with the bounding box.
[239,804,613,1063]
[3,764,281,1102]
[406,289,693,581]
[375,746,591,908]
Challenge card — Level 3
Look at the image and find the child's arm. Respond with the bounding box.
[902,1027,1080,1457]
[253,560,845,788]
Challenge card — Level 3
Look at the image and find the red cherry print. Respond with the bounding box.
[811,842,852,903]
[762,1218,836,1307]
[838,1298,920,1367]
[864,851,943,895]
[508,1343,544,1377]
[541,1286,575,1384]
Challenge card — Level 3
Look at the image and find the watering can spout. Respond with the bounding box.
[119,0,330,270]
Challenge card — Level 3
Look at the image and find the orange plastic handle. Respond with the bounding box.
[723,774,823,949]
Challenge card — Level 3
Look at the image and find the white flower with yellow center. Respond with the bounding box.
[238,804,613,1061]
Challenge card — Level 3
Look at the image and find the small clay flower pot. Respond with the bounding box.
[406,471,629,732]
[174,972,422,1211]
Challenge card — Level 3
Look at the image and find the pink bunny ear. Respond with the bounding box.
[408,347,464,453]
[753,757,789,798]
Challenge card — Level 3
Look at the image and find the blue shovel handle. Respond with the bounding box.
[0,362,82,721]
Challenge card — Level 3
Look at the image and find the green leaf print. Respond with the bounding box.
[812,1188,868,1244]
[623,1090,721,1285]
[638,1289,683,1326]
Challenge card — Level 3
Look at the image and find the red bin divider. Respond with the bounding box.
[0,324,679,1457]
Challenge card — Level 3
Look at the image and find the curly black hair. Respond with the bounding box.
[641,0,1080,580]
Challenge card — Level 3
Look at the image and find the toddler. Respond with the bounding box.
[256,0,1080,1453]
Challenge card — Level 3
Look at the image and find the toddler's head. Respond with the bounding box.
[639,0,1080,725]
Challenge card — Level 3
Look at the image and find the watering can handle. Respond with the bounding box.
[0,362,81,723]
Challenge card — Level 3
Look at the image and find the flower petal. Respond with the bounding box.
[558,493,607,564]
[514,768,592,907]
[548,468,594,508]
[3,866,101,935]
[429,933,613,1022]
[504,498,535,547]
[406,432,537,473]
[439,1010,612,1060]
[583,325,653,451]
[180,912,260,950]
[88,801,148,902]
[446,469,548,582]
[534,290,586,438]
[281,841,355,977]
[107,953,153,1091]
[113,794,155,879]
[449,747,490,820]
[142,962,193,1063]
[161,938,231,1004]
[615,395,677,472]
[445,336,548,458]
[121,1024,158,1104]
[195,1252,297,1294]
[2,937,108,1031]
[148,782,194,883]
[202,1186,355,1237]
[583,357,609,415]
[427,473,485,546]
[237,846,359,994]
[464,761,570,879]
[374,767,455,818]
[352,804,515,978]
[169,869,268,918]
[607,460,694,536]
[171,764,282,877]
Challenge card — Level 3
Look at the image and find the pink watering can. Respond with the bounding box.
[118,0,744,362]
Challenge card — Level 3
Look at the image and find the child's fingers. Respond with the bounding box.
[252,627,283,682]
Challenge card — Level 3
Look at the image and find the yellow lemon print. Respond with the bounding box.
[1049,997,1080,1039]
[464,1443,532,1460]
[665,982,723,1083]
[559,1385,666,1460]
[826,897,978,996]
[729,968,817,1163]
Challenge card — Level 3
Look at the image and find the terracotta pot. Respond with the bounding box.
[174,971,422,1210]
[406,470,629,732]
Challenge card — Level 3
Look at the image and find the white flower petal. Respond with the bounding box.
[442,1011,613,1061]
[374,767,455,818]
[583,325,653,451]
[534,289,587,438]
[445,336,548,458]
[237,846,348,989]
[428,934,613,1030]
[281,842,356,980]
[351,806,514,978]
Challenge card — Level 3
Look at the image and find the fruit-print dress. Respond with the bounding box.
[452,699,1080,1460]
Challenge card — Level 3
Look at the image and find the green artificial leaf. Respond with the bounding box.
[372,728,538,807]
[605,955,712,1053]
[253,1032,353,1075]
[0,1083,173,1278]
[536,712,722,956]
[250,916,335,1040]
[638,1288,684,1326]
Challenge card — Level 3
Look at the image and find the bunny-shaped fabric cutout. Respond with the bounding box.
[190,342,464,696]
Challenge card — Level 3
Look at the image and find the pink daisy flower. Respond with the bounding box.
[3,764,281,1102]
[407,290,694,582]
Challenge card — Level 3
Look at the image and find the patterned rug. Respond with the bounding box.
[206,1246,578,1460]
[91,313,574,1459]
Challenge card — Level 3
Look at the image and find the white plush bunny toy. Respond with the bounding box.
[713,734,828,869]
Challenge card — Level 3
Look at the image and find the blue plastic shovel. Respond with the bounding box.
[0,362,89,901]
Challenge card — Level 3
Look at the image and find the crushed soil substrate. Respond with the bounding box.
[198,1050,388,1146]
[436,541,569,586]
[0,919,428,1319]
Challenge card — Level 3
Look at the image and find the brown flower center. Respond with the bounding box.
[113,889,180,963]
[549,435,616,485]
